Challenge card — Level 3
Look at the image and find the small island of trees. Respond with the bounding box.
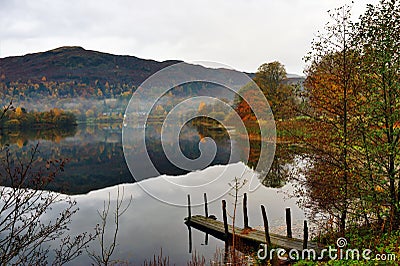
[0,106,77,130]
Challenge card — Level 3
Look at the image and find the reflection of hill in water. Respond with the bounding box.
[0,123,238,194]
[145,122,237,177]
[1,123,129,194]
[118,122,240,182]
[0,122,298,194]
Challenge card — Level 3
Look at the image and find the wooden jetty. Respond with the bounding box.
[185,215,322,252]
[185,193,324,253]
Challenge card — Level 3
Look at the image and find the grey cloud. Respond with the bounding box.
[0,0,380,74]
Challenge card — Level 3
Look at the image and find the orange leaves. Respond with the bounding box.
[235,99,256,122]
[51,107,62,117]
[15,107,23,117]
[198,101,206,113]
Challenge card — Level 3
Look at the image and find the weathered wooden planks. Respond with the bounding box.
[185,215,323,252]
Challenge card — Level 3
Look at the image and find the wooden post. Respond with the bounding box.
[204,193,208,218]
[222,200,229,239]
[261,205,271,246]
[243,193,249,228]
[224,239,229,264]
[188,225,192,253]
[204,193,209,245]
[303,220,308,249]
[286,208,292,238]
[187,194,191,222]
[186,196,192,253]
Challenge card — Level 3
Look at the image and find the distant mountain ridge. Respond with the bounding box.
[0,46,182,85]
[0,47,305,124]
[0,46,302,86]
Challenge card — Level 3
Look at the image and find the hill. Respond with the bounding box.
[0,46,182,85]
[0,47,304,121]
[0,46,303,86]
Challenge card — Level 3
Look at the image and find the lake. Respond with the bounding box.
[1,122,306,264]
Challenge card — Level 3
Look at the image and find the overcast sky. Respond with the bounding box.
[0,0,379,75]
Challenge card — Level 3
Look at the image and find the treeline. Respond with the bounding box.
[0,79,136,101]
[0,76,232,103]
[0,106,77,129]
[0,79,237,123]
[0,79,133,122]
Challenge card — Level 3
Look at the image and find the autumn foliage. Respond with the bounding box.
[0,106,77,129]
[290,0,400,234]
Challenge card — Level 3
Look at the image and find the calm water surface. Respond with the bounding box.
[2,122,306,264]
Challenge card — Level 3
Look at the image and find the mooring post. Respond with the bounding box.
[222,200,229,239]
[224,239,229,264]
[243,193,249,228]
[261,205,271,246]
[188,225,192,253]
[204,193,208,218]
[187,194,191,222]
[303,220,308,249]
[204,193,209,245]
[286,208,292,238]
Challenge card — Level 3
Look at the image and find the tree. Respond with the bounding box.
[0,102,14,131]
[87,186,132,266]
[253,61,296,120]
[294,0,400,234]
[85,109,95,119]
[0,103,96,264]
[0,144,96,264]
[97,89,103,98]
[354,0,400,230]
[255,61,286,92]
[227,176,246,265]
[197,101,206,114]
[15,107,23,117]
[294,5,359,234]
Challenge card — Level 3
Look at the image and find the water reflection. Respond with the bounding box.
[64,163,306,265]
[0,123,130,194]
[261,144,299,188]
[0,122,306,263]
[0,122,297,194]
[0,126,77,147]
[124,121,241,181]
